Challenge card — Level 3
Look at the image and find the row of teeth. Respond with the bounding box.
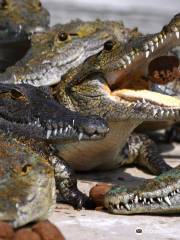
[28,119,85,140]
[109,188,180,211]
[134,99,180,118]
[119,27,180,69]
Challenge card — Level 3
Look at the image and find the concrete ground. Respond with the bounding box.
[42,1,180,239]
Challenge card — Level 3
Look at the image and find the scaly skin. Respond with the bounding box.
[54,13,180,168]
[53,14,180,214]
[0,130,56,228]
[0,83,108,141]
[0,19,140,85]
[0,83,109,220]
[105,165,180,214]
[0,0,49,36]
[0,0,50,71]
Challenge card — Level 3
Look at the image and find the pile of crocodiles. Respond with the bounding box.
[0,0,179,229]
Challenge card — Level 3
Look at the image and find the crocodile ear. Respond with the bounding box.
[38,86,54,99]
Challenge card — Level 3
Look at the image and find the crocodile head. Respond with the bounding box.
[54,13,180,171]
[0,83,108,142]
[104,165,180,214]
[0,0,50,71]
[2,19,139,86]
[0,0,49,36]
[56,13,180,122]
[0,131,55,228]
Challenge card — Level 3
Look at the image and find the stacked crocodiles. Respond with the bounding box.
[0,0,179,229]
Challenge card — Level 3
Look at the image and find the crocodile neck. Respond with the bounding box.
[56,120,141,171]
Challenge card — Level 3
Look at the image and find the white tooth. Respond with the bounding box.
[59,128,63,134]
[65,127,69,133]
[176,189,180,193]
[153,109,158,116]
[143,198,146,203]
[164,196,171,206]
[150,198,154,203]
[150,46,154,52]
[161,110,164,116]
[124,204,131,211]
[155,42,159,48]
[145,51,150,58]
[53,128,58,136]
[120,59,126,65]
[120,205,123,210]
[125,55,131,64]
[116,204,120,210]
[161,38,163,44]
[175,31,180,39]
[144,44,149,50]
[46,130,52,139]
[78,133,84,141]
[72,119,75,126]
[134,195,139,204]
[157,197,162,203]
[123,64,127,69]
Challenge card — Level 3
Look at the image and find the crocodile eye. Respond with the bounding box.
[104,40,114,51]
[10,89,28,103]
[21,164,32,175]
[31,0,42,10]
[0,0,8,9]
[58,32,68,41]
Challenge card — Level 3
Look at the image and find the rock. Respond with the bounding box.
[89,183,112,207]
[13,229,41,240]
[0,221,15,239]
[32,220,65,240]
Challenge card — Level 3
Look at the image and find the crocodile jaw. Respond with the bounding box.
[56,120,140,171]
[104,166,180,214]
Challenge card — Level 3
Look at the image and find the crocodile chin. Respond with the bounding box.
[104,165,180,215]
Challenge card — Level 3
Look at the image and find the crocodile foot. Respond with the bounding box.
[104,165,180,214]
[57,188,95,209]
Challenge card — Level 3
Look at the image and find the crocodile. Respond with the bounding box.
[0,83,108,227]
[0,19,141,85]
[0,0,50,71]
[50,14,180,214]
[104,164,180,214]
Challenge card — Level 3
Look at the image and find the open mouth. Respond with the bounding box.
[103,17,180,110]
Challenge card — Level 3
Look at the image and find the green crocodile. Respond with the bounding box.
[0,83,108,227]
[0,19,140,85]
[0,1,179,215]
[0,0,50,71]
[52,13,180,214]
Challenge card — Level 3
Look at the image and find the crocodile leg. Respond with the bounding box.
[120,133,171,175]
[104,165,180,214]
[164,122,180,142]
[49,155,94,209]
